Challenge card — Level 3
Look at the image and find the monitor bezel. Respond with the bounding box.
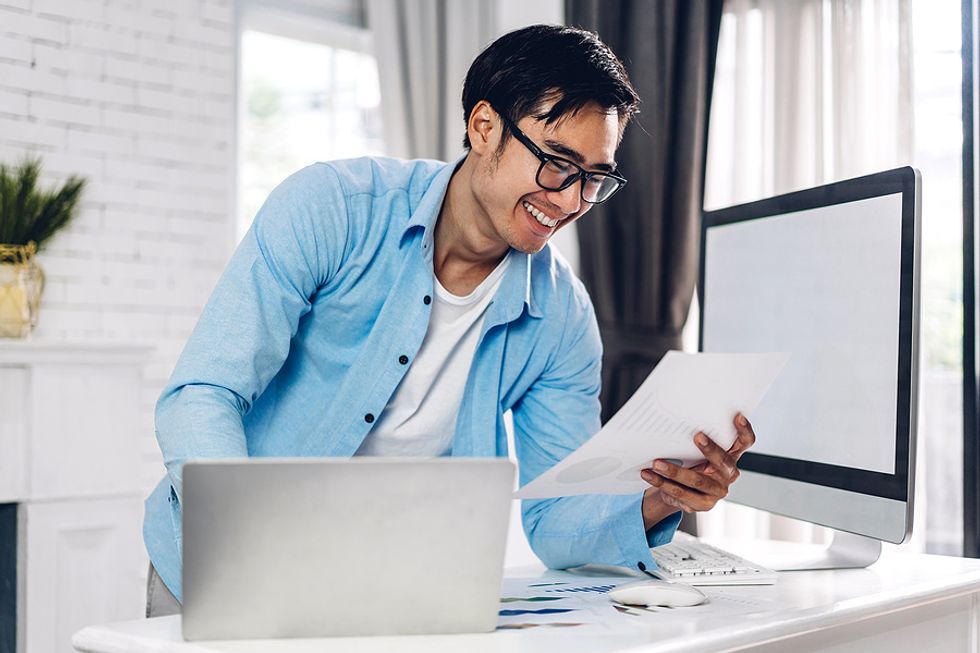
[699,166,919,503]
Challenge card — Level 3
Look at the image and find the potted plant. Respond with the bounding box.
[0,157,86,338]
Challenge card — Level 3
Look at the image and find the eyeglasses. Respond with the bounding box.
[499,114,627,204]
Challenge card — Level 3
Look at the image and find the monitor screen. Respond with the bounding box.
[703,193,902,475]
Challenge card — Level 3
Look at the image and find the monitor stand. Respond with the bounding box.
[766,529,882,571]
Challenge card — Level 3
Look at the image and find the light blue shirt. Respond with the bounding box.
[143,156,681,600]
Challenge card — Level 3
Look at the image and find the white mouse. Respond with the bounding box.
[607,580,707,608]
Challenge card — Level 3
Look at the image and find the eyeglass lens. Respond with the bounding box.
[537,159,621,203]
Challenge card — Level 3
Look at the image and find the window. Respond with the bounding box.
[700,0,964,554]
[911,0,963,555]
[237,5,383,240]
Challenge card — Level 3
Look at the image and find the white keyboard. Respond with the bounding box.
[649,538,778,585]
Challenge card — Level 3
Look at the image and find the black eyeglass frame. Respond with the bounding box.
[499,114,628,204]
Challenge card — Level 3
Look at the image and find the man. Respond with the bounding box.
[143,24,755,617]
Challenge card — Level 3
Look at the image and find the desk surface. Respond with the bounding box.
[73,546,980,653]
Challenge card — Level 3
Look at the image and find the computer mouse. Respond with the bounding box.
[607,580,707,608]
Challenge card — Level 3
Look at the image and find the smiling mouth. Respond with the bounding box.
[522,200,560,228]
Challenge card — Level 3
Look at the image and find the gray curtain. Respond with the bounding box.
[567,0,724,422]
[366,0,496,161]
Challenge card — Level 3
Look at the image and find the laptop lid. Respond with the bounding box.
[181,457,515,640]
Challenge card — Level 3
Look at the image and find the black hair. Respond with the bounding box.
[461,24,639,150]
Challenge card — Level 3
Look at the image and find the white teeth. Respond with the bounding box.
[523,201,559,228]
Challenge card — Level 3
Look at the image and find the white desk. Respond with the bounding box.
[73,547,980,653]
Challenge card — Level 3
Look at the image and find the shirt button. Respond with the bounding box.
[398,355,409,365]
[423,295,431,305]
[364,413,375,423]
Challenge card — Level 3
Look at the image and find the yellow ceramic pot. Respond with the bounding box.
[0,243,44,338]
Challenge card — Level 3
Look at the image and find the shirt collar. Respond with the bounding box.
[403,155,464,250]
[406,154,542,321]
[492,247,542,321]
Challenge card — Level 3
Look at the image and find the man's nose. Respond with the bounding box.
[547,181,582,216]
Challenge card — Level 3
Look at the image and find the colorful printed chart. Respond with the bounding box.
[497,576,643,630]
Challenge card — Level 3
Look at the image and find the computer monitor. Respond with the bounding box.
[699,167,921,570]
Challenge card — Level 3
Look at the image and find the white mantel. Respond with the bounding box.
[0,340,151,366]
[0,340,152,503]
[0,339,153,653]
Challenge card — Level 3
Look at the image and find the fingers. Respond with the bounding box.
[694,432,739,481]
[651,459,728,496]
[640,459,729,512]
[641,469,725,512]
[728,413,757,461]
[698,415,755,476]
[638,423,754,514]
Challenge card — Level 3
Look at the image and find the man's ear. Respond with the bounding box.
[467,100,497,155]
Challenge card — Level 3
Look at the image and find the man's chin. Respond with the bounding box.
[509,240,548,255]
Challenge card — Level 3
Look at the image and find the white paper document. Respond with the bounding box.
[498,575,638,630]
[497,571,780,630]
[515,351,790,499]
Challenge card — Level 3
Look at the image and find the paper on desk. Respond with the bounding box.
[515,351,789,499]
[497,573,779,631]
[497,575,643,630]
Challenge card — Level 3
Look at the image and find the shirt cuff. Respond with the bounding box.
[646,510,682,548]
[612,493,682,572]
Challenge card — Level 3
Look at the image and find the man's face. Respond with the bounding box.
[472,103,621,254]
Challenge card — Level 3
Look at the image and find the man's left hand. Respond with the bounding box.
[640,413,756,530]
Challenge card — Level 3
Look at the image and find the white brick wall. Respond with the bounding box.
[0,0,236,494]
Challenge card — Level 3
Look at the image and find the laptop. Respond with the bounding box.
[181,457,515,640]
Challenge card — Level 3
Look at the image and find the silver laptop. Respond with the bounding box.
[181,457,515,640]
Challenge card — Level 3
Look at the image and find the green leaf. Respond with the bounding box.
[0,156,87,249]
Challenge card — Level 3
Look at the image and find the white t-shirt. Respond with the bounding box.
[354,252,512,457]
